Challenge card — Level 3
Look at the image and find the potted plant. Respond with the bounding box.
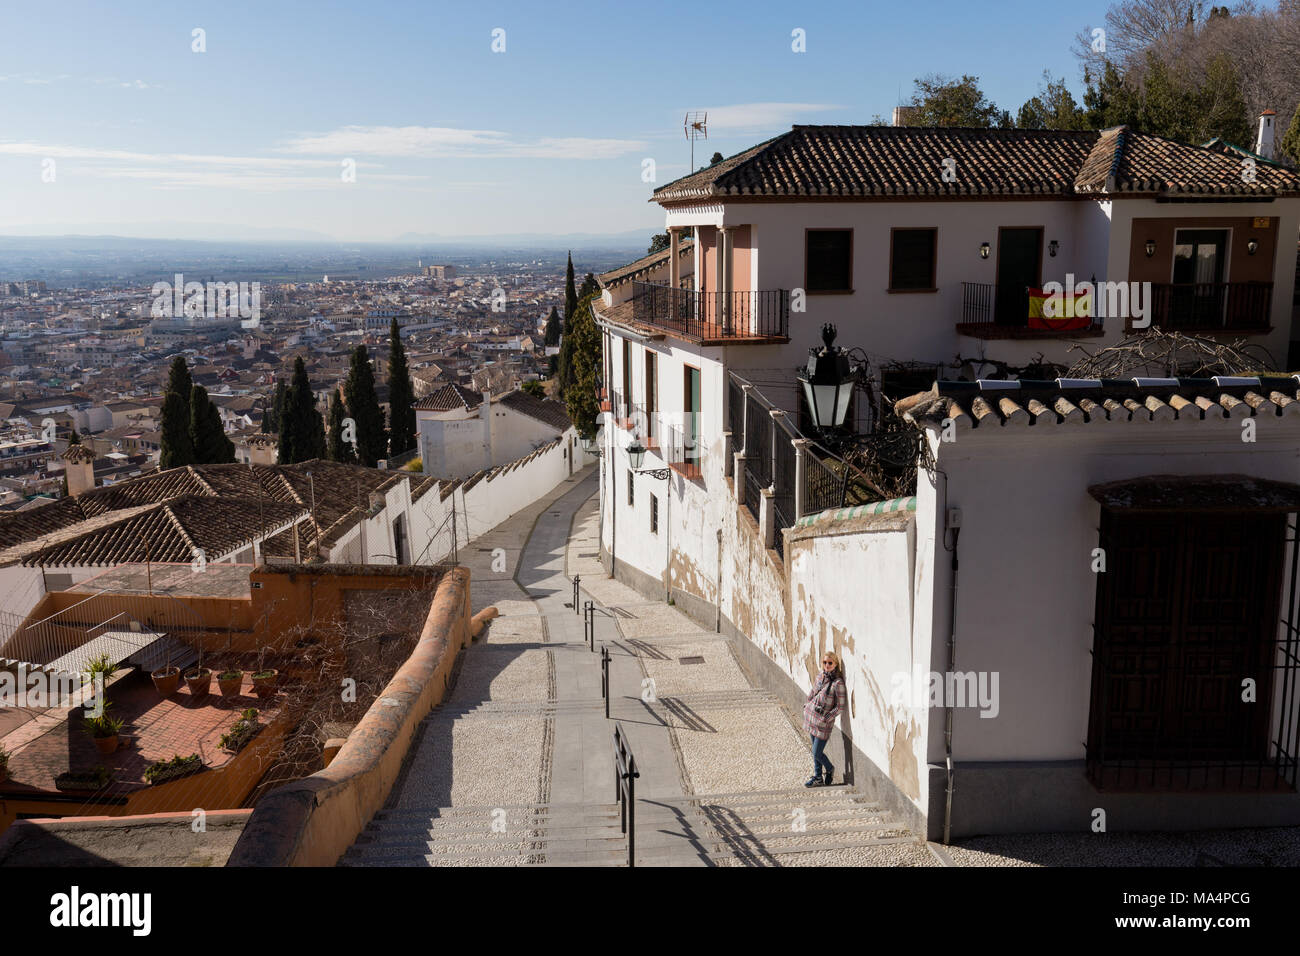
[82,710,125,755]
[251,669,278,698]
[151,647,180,696]
[143,753,204,785]
[217,669,243,698]
[184,653,212,699]
[219,708,261,754]
[251,648,277,698]
[55,765,112,792]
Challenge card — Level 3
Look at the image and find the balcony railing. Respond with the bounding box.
[1150,282,1273,333]
[631,281,789,342]
[957,282,1104,339]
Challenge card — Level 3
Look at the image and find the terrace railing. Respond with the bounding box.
[632,281,789,341]
[1150,281,1273,332]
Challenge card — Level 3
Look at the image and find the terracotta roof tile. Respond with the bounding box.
[652,125,1300,203]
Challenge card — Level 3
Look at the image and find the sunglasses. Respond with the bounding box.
[822,660,835,665]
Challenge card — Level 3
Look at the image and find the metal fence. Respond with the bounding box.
[772,417,798,558]
[728,371,881,549]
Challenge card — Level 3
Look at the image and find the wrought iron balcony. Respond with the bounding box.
[1149,282,1273,333]
[956,282,1104,339]
[631,281,790,343]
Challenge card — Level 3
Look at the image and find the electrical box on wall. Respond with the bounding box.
[947,507,962,529]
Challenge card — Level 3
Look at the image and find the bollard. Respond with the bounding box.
[601,644,610,719]
[573,574,580,614]
[584,601,593,651]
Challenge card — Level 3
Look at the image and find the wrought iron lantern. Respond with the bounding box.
[627,440,647,470]
[799,324,855,433]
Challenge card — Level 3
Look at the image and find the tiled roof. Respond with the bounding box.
[499,390,571,431]
[0,459,412,566]
[1075,126,1298,196]
[414,382,483,412]
[898,375,1300,431]
[651,125,1300,203]
[19,496,306,567]
[598,240,695,288]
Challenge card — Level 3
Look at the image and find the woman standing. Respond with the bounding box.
[803,651,846,787]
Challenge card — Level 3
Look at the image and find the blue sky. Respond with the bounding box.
[0,0,1113,242]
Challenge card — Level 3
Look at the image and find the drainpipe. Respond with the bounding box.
[943,517,960,846]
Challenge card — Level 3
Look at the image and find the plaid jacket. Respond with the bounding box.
[803,671,847,740]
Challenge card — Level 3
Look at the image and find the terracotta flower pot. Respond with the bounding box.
[251,669,278,698]
[93,734,119,755]
[217,672,243,698]
[151,667,180,697]
[184,668,212,698]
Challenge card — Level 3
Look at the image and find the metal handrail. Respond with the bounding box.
[613,722,640,867]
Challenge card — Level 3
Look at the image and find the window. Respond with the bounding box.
[627,470,634,507]
[889,228,937,291]
[650,494,659,534]
[805,230,853,293]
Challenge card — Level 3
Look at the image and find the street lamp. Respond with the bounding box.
[798,323,856,434]
[627,440,646,470]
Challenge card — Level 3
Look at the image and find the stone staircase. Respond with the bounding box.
[341,801,629,867]
[342,786,913,867]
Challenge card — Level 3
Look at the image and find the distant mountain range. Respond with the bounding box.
[0,225,661,249]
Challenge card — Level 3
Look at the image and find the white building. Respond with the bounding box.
[415,383,573,479]
[591,122,1300,840]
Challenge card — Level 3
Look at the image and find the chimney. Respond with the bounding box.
[62,444,96,496]
[248,433,277,466]
[1256,110,1277,161]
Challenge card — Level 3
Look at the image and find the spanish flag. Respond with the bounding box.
[1027,286,1093,331]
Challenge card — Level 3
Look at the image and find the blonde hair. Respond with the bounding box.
[821,650,842,679]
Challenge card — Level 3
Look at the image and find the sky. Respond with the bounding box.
[0,0,1115,243]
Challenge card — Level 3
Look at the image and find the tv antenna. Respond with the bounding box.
[685,112,708,170]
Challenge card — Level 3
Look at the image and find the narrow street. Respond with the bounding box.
[343,465,929,866]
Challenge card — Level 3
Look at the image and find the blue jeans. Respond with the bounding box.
[811,735,833,777]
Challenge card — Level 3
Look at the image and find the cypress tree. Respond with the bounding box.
[544,305,561,347]
[67,430,81,446]
[190,384,235,464]
[564,252,577,330]
[263,379,287,433]
[387,318,416,457]
[561,291,599,439]
[279,357,326,465]
[327,390,356,463]
[159,356,195,469]
[344,345,387,467]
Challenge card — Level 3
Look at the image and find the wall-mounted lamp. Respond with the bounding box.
[979,242,990,259]
[1144,239,1156,258]
[1247,238,1260,255]
[1048,240,1059,258]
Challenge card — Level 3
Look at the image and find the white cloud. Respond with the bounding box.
[276,125,646,159]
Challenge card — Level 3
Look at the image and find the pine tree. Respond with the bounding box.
[278,357,327,465]
[344,345,387,467]
[544,305,561,347]
[579,272,599,299]
[189,384,235,464]
[387,317,416,457]
[159,356,195,470]
[327,390,355,463]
